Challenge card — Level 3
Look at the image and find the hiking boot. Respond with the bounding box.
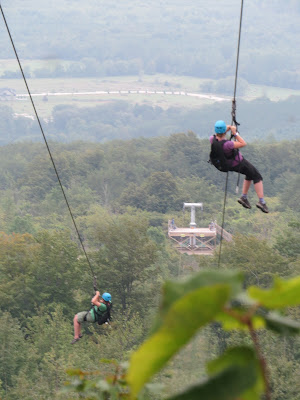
[238,197,251,209]
[256,201,269,213]
[71,337,80,344]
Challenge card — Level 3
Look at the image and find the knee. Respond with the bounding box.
[254,177,263,184]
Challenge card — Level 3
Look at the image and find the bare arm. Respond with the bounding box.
[91,291,101,307]
[233,134,246,149]
[230,126,246,149]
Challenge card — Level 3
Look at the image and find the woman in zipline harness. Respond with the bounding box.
[71,291,112,344]
[210,120,269,213]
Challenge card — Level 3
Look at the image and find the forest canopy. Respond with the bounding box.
[0,94,300,145]
[0,133,299,399]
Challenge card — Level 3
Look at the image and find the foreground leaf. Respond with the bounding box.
[167,364,257,400]
[248,276,300,308]
[127,284,231,398]
[152,270,244,333]
[207,346,264,400]
[215,310,265,331]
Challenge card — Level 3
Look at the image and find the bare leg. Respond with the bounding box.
[242,179,251,195]
[254,180,264,199]
[73,315,81,339]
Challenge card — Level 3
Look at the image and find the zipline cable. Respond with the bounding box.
[218,0,244,267]
[0,4,97,288]
[232,0,244,192]
[233,0,244,104]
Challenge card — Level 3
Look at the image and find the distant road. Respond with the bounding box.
[16,89,230,103]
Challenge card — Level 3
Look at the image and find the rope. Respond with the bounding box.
[233,0,244,103]
[217,0,244,268]
[0,5,97,287]
[217,173,229,267]
[232,0,244,194]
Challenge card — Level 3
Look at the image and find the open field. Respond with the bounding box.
[1,73,300,119]
[10,93,217,120]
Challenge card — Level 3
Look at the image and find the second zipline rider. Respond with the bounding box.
[210,120,269,213]
[71,291,112,344]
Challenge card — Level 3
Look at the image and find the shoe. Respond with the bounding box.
[238,197,251,209]
[256,202,269,213]
[71,337,80,344]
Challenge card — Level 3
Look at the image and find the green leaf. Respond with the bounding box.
[167,365,257,400]
[207,346,264,400]
[214,292,265,331]
[248,276,300,308]
[152,270,244,333]
[263,312,300,335]
[127,284,231,398]
[215,310,265,331]
[207,345,255,374]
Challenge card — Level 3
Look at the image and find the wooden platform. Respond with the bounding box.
[168,221,232,255]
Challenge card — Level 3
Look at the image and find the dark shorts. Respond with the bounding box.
[231,159,262,184]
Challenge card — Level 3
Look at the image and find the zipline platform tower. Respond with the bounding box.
[168,203,232,255]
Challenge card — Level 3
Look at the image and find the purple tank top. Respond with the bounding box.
[210,135,243,167]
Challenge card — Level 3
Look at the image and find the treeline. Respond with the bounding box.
[1,95,300,145]
[0,132,299,235]
[0,0,299,88]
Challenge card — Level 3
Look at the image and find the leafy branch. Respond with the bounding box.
[65,271,300,400]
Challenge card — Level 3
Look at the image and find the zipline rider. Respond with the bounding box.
[71,291,112,344]
[210,120,269,213]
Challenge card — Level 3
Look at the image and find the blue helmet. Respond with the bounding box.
[102,292,112,302]
[215,120,227,134]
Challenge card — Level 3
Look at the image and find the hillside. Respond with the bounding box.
[0,0,299,88]
[0,1,300,397]
[0,135,299,399]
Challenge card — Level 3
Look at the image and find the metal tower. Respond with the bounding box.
[168,203,232,255]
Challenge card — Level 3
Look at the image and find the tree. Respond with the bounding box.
[162,132,204,178]
[210,234,290,287]
[0,313,29,395]
[8,214,36,235]
[273,219,300,260]
[0,231,83,320]
[120,171,186,213]
[278,174,300,213]
[93,213,158,311]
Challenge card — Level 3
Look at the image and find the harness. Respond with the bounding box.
[209,135,238,172]
[84,302,112,325]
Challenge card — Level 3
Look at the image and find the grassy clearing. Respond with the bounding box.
[244,84,300,101]
[0,75,220,118]
[10,93,214,119]
[0,72,299,118]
